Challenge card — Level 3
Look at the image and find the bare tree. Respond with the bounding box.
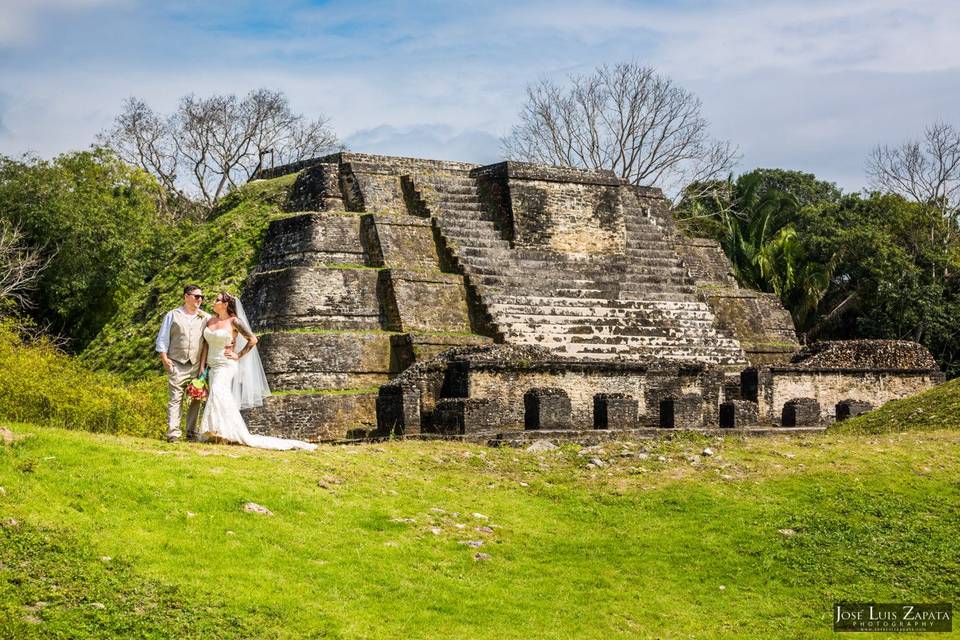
[0,221,50,309]
[867,121,960,238]
[502,63,739,201]
[99,89,342,211]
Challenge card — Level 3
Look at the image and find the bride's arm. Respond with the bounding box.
[233,317,258,359]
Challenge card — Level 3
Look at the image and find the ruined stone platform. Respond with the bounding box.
[241,152,943,442]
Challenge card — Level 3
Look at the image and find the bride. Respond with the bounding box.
[196,292,316,451]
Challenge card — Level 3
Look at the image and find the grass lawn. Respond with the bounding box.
[0,424,958,639]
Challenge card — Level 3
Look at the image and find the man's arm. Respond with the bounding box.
[156,311,175,373]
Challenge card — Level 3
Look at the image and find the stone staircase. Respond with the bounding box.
[409,173,747,366]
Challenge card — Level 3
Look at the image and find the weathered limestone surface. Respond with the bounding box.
[781,398,821,427]
[389,333,492,371]
[244,392,378,440]
[256,331,392,390]
[675,237,799,366]
[258,212,366,270]
[381,270,473,333]
[375,385,421,436]
[363,215,440,271]
[719,399,759,428]
[242,152,943,441]
[524,388,573,430]
[246,267,381,331]
[434,398,502,435]
[835,399,873,421]
[593,393,638,429]
[755,368,941,424]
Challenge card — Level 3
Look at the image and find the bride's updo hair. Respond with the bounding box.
[218,291,239,318]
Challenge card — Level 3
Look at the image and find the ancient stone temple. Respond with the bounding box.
[240,152,943,442]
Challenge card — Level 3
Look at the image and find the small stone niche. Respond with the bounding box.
[659,394,703,429]
[433,398,501,435]
[524,388,572,430]
[835,399,873,422]
[719,400,759,428]
[781,398,820,427]
[375,385,421,436]
[593,393,638,429]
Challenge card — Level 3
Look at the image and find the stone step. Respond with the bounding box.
[488,302,715,321]
[487,295,711,310]
[626,250,681,261]
[437,201,484,212]
[443,237,512,250]
[477,285,698,303]
[457,246,565,261]
[554,343,747,364]
[438,193,481,203]
[494,313,719,331]
[507,333,741,353]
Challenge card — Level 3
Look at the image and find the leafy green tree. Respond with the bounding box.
[736,168,841,210]
[799,193,960,375]
[708,174,833,331]
[0,149,179,349]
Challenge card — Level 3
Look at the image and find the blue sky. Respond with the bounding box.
[1,0,958,191]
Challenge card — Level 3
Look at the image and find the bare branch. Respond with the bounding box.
[502,62,739,202]
[98,89,343,211]
[0,221,53,309]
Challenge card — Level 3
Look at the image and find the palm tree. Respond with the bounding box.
[718,175,832,332]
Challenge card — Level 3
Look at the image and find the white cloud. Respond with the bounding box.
[1,0,959,193]
[0,0,126,46]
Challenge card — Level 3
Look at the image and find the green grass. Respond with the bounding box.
[0,322,166,438]
[80,173,298,379]
[1,424,957,639]
[831,377,960,434]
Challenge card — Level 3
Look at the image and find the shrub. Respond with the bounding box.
[0,320,165,437]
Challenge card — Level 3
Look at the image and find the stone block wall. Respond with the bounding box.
[449,359,721,428]
[256,331,392,390]
[363,215,440,271]
[380,270,474,334]
[755,368,943,424]
[474,162,626,255]
[246,267,382,331]
[257,212,366,270]
[245,393,378,441]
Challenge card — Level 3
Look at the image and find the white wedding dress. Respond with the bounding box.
[198,326,316,451]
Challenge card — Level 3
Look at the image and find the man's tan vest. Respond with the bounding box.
[168,309,207,364]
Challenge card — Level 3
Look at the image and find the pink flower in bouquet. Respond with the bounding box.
[187,372,208,401]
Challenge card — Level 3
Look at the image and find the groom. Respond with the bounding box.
[156,284,210,442]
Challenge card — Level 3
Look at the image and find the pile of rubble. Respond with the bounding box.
[789,340,939,370]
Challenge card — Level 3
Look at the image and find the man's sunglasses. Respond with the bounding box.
[188,293,204,300]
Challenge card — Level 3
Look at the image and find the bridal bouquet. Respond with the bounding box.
[187,368,209,402]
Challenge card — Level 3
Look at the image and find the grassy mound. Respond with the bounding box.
[830,377,960,434]
[81,173,298,379]
[0,323,164,437]
[1,424,957,638]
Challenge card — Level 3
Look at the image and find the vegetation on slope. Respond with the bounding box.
[831,377,960,434]
[0,150,176,350]
[0,323,164,438]
[1,425,957,639]
[81,173,298,379]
